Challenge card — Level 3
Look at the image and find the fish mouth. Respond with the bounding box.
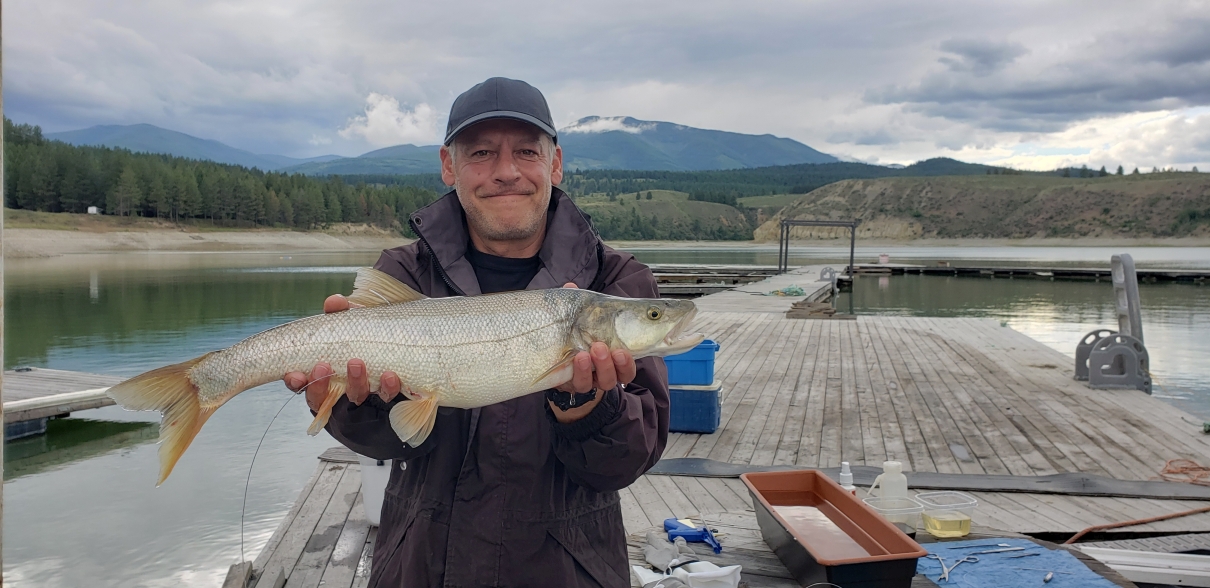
[662,308,704,350]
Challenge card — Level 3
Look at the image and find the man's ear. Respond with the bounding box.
[439,145,456,187]
[551,144,564,186]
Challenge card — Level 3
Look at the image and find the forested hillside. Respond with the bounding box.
[340,157,1003,203]
[3,119,438,232]
[756,174,1210,240]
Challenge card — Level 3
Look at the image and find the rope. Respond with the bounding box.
[1064,504,1210,544]
[1158,458,1210,486]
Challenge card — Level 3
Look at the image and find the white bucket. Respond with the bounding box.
[357,454,390,527]
[879,253,890,264]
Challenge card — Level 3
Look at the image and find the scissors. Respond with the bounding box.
[925,553,980,582]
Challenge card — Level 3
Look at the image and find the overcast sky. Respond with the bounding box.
[5,0,1209,170]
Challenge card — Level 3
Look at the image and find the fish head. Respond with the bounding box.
[576,295,704,358]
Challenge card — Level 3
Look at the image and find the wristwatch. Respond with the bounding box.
[546,387,597,411]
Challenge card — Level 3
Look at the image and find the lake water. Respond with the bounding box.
[4,245,1209,587]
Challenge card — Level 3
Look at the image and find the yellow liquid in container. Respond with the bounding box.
[922,511,971,538]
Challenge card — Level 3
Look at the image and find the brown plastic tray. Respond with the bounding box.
[741,470,927,588]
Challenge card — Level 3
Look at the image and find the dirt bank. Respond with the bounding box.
[4,226,409,258]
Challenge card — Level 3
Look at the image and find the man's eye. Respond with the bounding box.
[472,150,491,158]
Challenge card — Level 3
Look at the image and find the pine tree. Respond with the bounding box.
[1132,168,1140,175]
[147,174,168,218]
[645,192,653,200]
[1062,168,1070,177]
[1116,165,1124,176]
[1098,166,1108,177]
[107,166,142,216]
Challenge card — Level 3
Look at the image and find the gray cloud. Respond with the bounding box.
[3,0,1208,169]
[938,38,1028,76]
[871,14,1210,133]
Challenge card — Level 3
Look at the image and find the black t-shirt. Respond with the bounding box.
[465,245,541,294]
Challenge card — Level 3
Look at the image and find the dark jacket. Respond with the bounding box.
[323,188,670,588]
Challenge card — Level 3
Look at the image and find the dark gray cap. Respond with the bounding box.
[444,77,557,146]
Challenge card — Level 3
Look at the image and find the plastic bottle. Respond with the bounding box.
[868,460,908,499]
[838,461,857,495]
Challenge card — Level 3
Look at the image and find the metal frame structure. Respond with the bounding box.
[777,219,861,274]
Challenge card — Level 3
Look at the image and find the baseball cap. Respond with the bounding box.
[444,77,558,146]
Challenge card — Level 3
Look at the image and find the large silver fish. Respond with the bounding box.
[107,268,704,484]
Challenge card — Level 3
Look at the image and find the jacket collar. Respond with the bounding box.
[408,187,602,295]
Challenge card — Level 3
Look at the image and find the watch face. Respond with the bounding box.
[546,388,597,411]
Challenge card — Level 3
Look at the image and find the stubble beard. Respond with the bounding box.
[457,181,551,242]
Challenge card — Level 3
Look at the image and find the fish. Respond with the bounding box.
[107,268,704,484]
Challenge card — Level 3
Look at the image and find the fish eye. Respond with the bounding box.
[647,307,662,320]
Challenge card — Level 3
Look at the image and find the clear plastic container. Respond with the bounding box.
[862,495,924,533]
[915,491,978,538]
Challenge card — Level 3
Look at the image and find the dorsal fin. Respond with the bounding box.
[347,267,427,307]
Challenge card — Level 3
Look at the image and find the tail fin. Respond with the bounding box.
[106,353,216,485]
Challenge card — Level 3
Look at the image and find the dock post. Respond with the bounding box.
[1112,254,1144,343]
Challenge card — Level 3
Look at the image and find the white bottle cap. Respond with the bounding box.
[883,460,903,475]
[839,461,854,487]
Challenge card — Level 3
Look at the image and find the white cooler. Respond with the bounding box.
[357,454,391,527]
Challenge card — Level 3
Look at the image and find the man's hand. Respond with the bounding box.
[283,294,404,412]
[549,283,637,423]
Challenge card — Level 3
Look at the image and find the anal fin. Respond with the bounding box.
[306,376,347,436]
[388,395,440,447]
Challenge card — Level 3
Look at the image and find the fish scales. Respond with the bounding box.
[189,289,585,409]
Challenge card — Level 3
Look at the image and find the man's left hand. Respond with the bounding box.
[550,283,637,423]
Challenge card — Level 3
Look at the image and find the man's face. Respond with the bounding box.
[440,119,563,244]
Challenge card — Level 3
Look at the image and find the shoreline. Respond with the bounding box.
[5,226,1210,258]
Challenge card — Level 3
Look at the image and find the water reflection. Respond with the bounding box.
[5,418,158,480]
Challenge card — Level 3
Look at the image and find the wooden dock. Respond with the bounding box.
[235,267,1210,587]
[855,263,1210,282]
[3,367,123,439]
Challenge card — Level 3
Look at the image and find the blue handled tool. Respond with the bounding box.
[664,518,722,554]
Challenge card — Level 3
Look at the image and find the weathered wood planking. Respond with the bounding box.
[655,306,1210,536]
[245,457,374,588]
[3,368,124,423]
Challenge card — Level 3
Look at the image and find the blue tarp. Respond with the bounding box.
[916,538,1118,587]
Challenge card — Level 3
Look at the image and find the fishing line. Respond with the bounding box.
[239,374,334,563]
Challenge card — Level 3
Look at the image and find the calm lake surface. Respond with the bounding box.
[4,244,1209,587]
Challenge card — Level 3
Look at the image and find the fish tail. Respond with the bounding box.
[106,352,217,486]
[306,376,347,436]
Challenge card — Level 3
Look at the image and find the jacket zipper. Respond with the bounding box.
[410,216,466,296]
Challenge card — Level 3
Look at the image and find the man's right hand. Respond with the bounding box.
[283,294,404,411]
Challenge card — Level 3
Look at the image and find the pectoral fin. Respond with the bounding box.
[530,349,578,390]
[347,268,427,307]
[389,395,440,447]
[306,376,347,436]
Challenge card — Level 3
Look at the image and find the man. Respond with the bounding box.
[283,77,670,587]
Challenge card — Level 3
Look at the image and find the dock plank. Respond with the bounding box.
[315,492,372,588]
[255,463,348,585]
[289,468,363,588]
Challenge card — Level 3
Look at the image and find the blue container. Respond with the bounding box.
[665,340,719,385]
[669,381,722,434]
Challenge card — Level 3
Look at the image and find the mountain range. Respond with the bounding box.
[47,116,838,175]
[46,124,342,171]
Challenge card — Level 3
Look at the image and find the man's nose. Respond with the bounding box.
[492,150,523,183]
